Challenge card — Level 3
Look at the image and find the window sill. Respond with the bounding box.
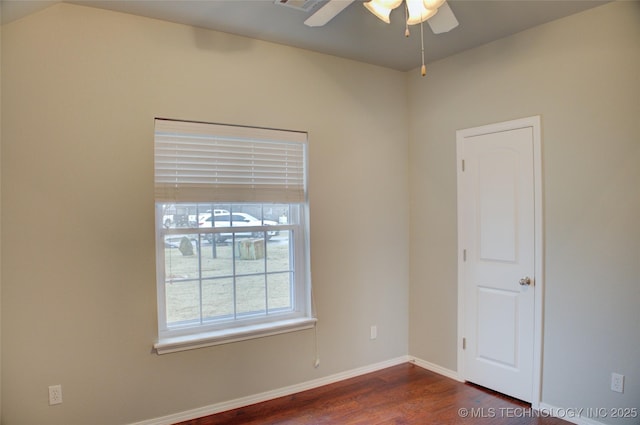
[154,317,317,354]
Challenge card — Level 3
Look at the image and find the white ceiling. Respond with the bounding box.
[1,0,609,71]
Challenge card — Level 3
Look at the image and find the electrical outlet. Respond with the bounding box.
[611,373,624,393]
[370,325,377,340]
[48,385,63,405]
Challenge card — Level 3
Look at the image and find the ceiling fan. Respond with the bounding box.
[301,0,458,76]
[303,0,459,35]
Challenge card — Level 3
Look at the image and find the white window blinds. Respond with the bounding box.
[154,119,307,203]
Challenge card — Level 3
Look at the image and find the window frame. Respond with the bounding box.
[152,120,314,354]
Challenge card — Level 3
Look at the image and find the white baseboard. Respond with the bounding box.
[537,403,608,425]
[409,356,463,382]
[132,357,600,425]
[129,355,411,425]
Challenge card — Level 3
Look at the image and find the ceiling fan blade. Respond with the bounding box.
[304,0,355,27]
[427,1,458,34]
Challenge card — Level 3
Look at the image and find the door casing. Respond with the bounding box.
[456,116,543,407]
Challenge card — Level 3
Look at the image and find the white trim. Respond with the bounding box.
[127,356,410,425]
[537,403,608,425]
[154,317,317,354]
[456,116,544,407]
[409,356,463,382]
[531,115,544,409]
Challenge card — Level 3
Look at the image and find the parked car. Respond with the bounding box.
[198,212,278,242]
[197,209,229,224]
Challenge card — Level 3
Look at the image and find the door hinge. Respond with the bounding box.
[462,337,466,350]
[462,159,465,171]
[463,249,467,261]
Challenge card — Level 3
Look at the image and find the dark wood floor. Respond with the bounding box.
[176,363,569,425]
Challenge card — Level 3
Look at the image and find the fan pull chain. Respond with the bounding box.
[405,1,427,77]
[420,18,426,76]
[405,2,410,37]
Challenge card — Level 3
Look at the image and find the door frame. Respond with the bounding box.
[456,116,543,407]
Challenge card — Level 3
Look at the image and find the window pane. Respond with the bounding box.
[235,238,266,274]
[267,272,293,312]
[161,207,295,321]
[164,235,199,280]
[236,275,266,316]
[160,203,199,229]
[165,280,200,325]
[275,204,291,225]
[233,203,262,222]
[202,278,234,320]
[267,230,291,273]
[157,200,308,335]
[199,239,233,279]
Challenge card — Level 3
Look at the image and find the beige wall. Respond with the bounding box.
[1,4,409,424]
[408,1,640,421]
[0,4,3,421]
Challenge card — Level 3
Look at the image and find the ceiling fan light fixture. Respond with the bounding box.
[372,0,404,8]
[406,0,437,25]
[363,0,402,24]
[360,0,457,77]
[423,0,445,11]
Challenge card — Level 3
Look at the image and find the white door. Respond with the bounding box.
[457,117,541,403]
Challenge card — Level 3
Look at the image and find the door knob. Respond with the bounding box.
[519,277,532,286]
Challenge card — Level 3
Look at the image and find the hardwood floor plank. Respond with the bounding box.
[175,363,570,425]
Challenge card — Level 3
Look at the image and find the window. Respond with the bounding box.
[153,119,314,354]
